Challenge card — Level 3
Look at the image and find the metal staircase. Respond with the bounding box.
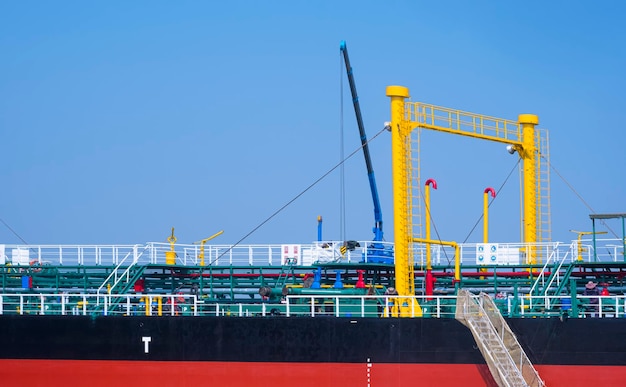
[456,290,544,387]
[275,257,297,289]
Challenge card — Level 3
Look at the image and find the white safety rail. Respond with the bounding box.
[0,238,622,267]
[519,294,626,318]
[418,239,625,266]
[0,240,392,267]
[2,293,626,319]
[0,245,144,266]
[0,294,199,317]
[572,237,626,262]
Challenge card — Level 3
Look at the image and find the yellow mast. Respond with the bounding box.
[519,114,540,258]
[386,85,411,297]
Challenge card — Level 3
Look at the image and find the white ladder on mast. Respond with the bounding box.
[455,290,545,387]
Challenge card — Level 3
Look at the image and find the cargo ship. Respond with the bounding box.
[2,44,626,386]
[1,234,626,387]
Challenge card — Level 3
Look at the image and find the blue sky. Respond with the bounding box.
[1,1,625,246]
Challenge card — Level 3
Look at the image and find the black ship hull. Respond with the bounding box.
[1,315,625,386]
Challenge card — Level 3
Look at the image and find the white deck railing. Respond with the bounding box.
[0,239,623,267]
[1,293,624,319]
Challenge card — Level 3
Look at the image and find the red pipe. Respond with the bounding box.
[484,187,496,197]
[425,178,437,189]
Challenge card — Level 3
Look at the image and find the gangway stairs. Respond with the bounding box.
[456,290,544,387]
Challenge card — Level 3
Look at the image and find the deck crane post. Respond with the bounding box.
[340,41,391,263]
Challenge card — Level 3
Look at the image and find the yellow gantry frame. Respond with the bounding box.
[386,85,545,299]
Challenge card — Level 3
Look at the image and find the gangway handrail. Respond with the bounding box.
[108,244,150,294]
[528,241,576,306]
[97,244,148,295]
[97,250,133,295]
[528,242,562,294]
[456,290,545,387]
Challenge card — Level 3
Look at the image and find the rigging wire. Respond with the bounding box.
[461,159,521,244]
[423,158,521,266]
[210,127,388,265]
[545,156,619,239]
[0,217,28,245]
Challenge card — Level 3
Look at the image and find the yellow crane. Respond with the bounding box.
[194,230,224,266]
[570,230,608,261]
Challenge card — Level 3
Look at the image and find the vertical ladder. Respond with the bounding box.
[456,290,544,387]
[410,128,424,271]
[536,129,551,245]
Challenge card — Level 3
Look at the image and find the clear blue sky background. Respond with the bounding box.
[1,1,624,246]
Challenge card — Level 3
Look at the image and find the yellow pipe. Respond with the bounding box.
[413,238,460,283]
[157,296,162,317]
[140,296,150,316]
[483,187,496,243]
[424,179,438,271]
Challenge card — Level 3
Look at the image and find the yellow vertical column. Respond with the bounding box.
[518,114,539,264]
[386,86,410,296]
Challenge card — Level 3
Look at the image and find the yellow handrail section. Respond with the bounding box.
[407,102,523,145]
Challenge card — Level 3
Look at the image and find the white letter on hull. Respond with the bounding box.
[142,336,152,353]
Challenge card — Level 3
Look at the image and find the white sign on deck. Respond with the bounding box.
[281,244,301,265]
[476,243,520,265]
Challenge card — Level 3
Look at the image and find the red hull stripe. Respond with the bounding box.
[0,359,624,386]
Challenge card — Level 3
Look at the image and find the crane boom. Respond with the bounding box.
[340,40,384,241]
